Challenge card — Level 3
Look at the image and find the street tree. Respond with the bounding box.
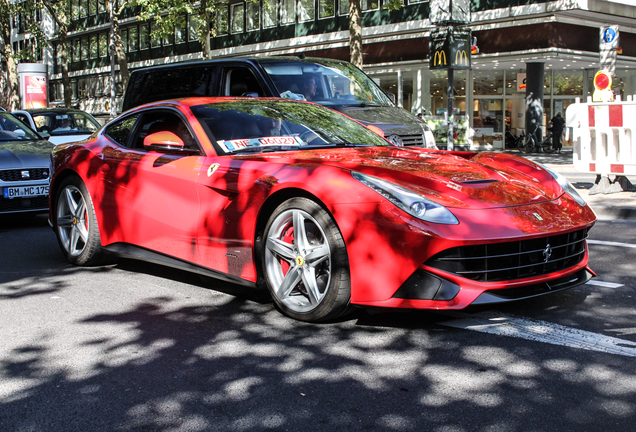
[349,0,403,69]
[1,0,47,110]
[132,0,222,60]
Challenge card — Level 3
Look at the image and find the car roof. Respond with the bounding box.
[17,108,89,115]
[128,56,349,74]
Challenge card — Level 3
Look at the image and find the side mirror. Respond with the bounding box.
[38,131,51,140]
[143,131,185,152]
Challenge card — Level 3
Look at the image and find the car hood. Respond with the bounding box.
[336,105,428,135]
[244,147,564,209]
[0,140,55,169]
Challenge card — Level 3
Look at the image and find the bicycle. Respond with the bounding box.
[517,124,555,154]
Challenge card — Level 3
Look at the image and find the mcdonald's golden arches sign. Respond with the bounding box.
[429,27,472,70]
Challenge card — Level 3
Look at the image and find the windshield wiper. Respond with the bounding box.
[304,142,370,149]
[340,102,384,108]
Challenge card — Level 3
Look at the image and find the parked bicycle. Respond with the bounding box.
[517,124,555,154]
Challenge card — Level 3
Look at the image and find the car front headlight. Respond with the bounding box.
[352,171,458,224]
[537,163,586,206]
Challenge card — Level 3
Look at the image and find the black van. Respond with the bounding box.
[122,56,436,148]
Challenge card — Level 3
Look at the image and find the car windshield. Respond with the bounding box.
[0,113,41,142]
[191,100,391,154]
[31,111,100,136]
[262,59,394,107]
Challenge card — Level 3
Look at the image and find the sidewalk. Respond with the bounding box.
[505,148,636,220]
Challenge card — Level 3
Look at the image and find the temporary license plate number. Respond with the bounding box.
[3,185,49,199]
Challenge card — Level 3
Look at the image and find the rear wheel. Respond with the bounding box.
[519,135,535,154]
[262,198,351,322]
[54,176,104,266]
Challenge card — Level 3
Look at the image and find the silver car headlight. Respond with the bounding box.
[537,163,586,206]
[352,171,459,224]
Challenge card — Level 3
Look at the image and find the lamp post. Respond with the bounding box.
[429,0,471,151]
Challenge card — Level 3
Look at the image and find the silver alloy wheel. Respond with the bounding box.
[264,209,332,313]
[56,185,89,257]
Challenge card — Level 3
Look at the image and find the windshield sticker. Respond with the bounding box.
[218,136,303,152]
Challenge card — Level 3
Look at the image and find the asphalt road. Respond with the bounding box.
[1,214,635,432]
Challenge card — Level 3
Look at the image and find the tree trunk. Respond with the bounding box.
[202,0,211,60]
[4,44,20,110]
[349,0,363,69]
[113,12,129,96]
[58,31,72,108]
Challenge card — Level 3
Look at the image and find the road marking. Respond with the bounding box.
[586,280,624,288]
[441,311,636,357]
[588,239,636,248]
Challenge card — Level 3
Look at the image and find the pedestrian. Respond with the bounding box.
[550,112,565,154]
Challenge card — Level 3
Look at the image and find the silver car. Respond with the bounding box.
[0,112,54,215]
[12,108,101,146]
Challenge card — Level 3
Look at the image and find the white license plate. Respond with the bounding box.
[3,185,49,199]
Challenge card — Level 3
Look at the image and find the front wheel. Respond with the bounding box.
[54,176,105,266]
[262,198,351,322]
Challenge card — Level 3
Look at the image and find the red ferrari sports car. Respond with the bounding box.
[49,98,596,322]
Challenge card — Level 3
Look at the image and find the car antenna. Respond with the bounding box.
[297,53,306,59]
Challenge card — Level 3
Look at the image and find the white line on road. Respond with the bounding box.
[441,311,636,357]
[586,280,624,288]
[588,239,636,248]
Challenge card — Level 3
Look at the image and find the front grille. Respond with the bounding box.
[425,229,588,282]
[0,195,49,213]
[0,168,49,182]
[400,134,424,146]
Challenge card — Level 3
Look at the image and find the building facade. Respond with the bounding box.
[11,0,636,149]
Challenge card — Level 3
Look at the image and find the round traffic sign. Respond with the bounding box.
[603,27,616,44]
[594,71,612,91]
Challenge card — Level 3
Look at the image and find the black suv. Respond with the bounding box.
[122,56,435,148]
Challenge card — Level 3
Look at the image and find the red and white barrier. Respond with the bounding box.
[566,97,636,178]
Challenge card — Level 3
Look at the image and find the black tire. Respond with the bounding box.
[262,198,351,322]
[53,176,105,266]
[519,135,535,154]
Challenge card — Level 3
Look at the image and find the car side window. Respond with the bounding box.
[223,67,265,97]
[124,66,218,110]
[131,110,200,153]
[105,114,139,147]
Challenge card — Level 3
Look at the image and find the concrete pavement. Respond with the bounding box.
[504,148,636,220]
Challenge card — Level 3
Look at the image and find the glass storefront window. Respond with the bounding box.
[247,1,260,30]
[175,17,186,43]
[82,38,89,60]
[505,71,525,96]
[281,0,295,24]
[217,4,228,35]
[188,16,199,41]
[299,0,315,21]
[140,24,150,49]
[263,0,276,27]
[362,0,379,10]
[553,70,582,95]
[429,70,467,145]
[129,26,139,51]
[90,35,98,58]
[340,0,349,15]
[473,99,503,147]
[98,33,107,57]
[319,0,335,18]
[231,4,244,34]
[473,70,503,96]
